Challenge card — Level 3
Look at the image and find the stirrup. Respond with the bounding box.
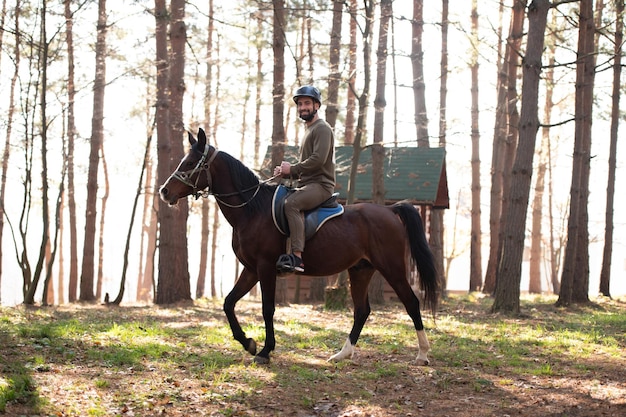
[276,253,304,273]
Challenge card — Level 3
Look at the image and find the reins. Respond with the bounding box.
[171,145,280,209]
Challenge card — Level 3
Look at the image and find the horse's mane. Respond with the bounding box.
[218,151,276,215]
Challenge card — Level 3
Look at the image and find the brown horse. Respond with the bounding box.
[159,128,439,365]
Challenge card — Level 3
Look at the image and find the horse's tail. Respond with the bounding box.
[392,202,439,316]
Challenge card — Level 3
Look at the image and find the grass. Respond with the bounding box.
[0,295,624,416]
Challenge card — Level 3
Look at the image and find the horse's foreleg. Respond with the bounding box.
[329,267,374,362]
[224,268,258,356]
[254,273,277,364]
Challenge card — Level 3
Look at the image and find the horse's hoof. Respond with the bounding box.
[253,355,270,365]
[415,358,430,366]
[246,338,257,355]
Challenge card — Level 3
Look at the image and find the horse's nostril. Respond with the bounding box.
[160,187,168,196]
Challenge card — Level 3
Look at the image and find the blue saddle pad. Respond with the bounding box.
[272,185,344,240]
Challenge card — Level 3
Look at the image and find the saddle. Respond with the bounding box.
[272,185,344,240]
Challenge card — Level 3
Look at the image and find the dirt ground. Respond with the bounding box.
[2,298,625,417]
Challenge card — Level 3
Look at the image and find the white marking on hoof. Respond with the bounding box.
[328,338,355,362]
[415,330,430,366]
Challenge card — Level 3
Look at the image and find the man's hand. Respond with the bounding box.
[274,161,291,177]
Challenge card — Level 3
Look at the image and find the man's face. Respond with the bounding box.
[297,97,318,122]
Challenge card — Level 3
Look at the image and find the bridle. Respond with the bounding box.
[170,144,220,200]
[170,145,278,208]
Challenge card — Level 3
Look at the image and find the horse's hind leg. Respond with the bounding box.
[329,265,374,362]
[381,265,431,365]
[223,267,259,357]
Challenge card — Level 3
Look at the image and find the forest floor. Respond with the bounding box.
[1,294,625,417]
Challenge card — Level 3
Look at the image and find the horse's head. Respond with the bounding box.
[159,128,218,205]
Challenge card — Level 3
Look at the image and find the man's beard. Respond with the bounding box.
[299,109,317,122]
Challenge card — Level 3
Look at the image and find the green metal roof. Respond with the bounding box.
[260,145,449,208]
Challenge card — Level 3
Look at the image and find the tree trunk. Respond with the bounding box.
[484,0,525,294]
[137,125,156,303]
[469,0,482,292]
[64,0,78,304]
[26,0,51,305]
[272,0,288,304]
[80,0,107,302]
[96,145,109,302]
[156,0,192,304]
[112,132,153,305]
[197,0,214,300]
[599,0,623,298]
[210,39,222,299]
[557,0,594,307]
[368,0,392,305]
[492,0,550,314]
[344,0,358,146]
[437,0,450,296]
[0,0,21,304]
[325,0,343,128]
[347,0,372,205]
[411,0,428,146]
[529,11,557,295]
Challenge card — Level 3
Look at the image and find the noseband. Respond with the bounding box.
[171,145,220,199]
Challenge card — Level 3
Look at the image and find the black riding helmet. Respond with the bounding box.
[293,85,322,106]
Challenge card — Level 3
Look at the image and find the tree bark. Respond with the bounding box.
[557,0,594,307]
[26,0,51,305]
[272,0,288,304]
[411,0,428,146]
[492,0,550,314]
[80,0,107,302]
[325,0,343,128]
[64,0,78,304]
[484,0,525,294]
[469,0,482,292]
[599,0,623,298]
[368,0,392,305]
[344,0,358,146]
[0,0,21,304]
[156,0,192,304]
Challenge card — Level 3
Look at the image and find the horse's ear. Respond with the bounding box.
[197,128,207,150]
[188,131,197,146]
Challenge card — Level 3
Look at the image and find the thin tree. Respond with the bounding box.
[469,0,482,292]
[64,0,79,303]
[0,0,21,304]
[272,0,288,304]
[325,0,343,128]
[484,0,525,294]
[599,0,623,297]
[528,13,557,294]
[25,0,52,305]
[344,0,358,146]
[137,120,157,302]
[557,0,595,307]
[210,34,222,299]
[492,0,551,314]
[112,130,154,305]
[368,0,392,305]
[96,144,109,302]
[346,0,373,205]
[80,0,107,302]
[197,0,215,300]
[42,160,67,305]
[529,10,558,295]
